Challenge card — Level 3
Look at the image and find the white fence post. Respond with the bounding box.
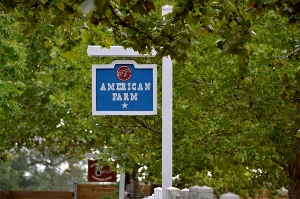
[148,195,153,199]
[197,186,214,199]
[166,187,180,199]
[180,188,189,199]
[189,186,201,199]
[220,193,240,199]
[155,187,163,199]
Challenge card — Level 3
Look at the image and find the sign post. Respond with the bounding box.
[88,6,173,199]
[161,6,173,199]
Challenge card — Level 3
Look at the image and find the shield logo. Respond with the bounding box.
[95,166,102,176]
[116,65,132,81]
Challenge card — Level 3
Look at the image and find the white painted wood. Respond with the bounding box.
[85,153,98,159]
[161,6,173,199]
[180,188,189,199]
[220,193,240,199]
[155,187,162,199]
[197,186,214,199]
[87,46,157,57]
[189,186,202,199]
[162,56,173,199]
[166,187,180,199]
[119,173,125,199]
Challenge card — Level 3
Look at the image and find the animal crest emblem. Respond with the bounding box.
[116,65,132,81]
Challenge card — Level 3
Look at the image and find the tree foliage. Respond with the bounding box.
[1,0,300,198]
[0,149,86,191]
[0,12,26,119]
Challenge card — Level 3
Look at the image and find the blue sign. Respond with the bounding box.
[92,60,157,115]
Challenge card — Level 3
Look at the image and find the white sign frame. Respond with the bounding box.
[92,60,157,115]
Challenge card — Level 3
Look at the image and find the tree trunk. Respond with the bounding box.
[126,164,140,196]
[288,152,300,199]
[132,164,139,195]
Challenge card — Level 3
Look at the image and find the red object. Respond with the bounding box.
[87,160,117,182]
[116,65,132,81]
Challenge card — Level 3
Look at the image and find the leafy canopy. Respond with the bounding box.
[1,0,300,198]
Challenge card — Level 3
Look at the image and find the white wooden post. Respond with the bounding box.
[166,187,180,199]
[219,193,240,199]
[189,186,201,199]
[180,188,189,199]
[197,186,214,199]
[162,6,173,199]
[162,55,173,199]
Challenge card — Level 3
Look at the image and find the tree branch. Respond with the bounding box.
[270,157,288,172]
[29,159,63,168]
[131,116,161,135]
[104,15,121,38]
[105,0,156,45]
[171,0,194,23]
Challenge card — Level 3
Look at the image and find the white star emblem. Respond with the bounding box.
[121,102,128,109]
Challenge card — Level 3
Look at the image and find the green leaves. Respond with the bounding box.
[1,0,300,197]
[0,14,27,119]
